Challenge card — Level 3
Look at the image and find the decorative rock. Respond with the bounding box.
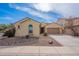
[48,40,53,44]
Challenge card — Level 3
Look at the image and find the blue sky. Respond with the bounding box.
[0,3,79,24]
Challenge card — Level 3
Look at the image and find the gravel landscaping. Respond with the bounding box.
[0,36,62,46]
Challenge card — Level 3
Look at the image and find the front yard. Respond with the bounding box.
[0,34,79,46]
[0,35,79,56]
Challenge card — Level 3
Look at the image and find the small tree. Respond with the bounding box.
[3,28,15,37]
[0,24,14,33]
[2,24,15,37]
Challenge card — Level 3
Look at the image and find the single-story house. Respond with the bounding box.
[14,17,63,37]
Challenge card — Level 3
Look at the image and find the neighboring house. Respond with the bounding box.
[58,17,79,35]
[56,18,67,34]
[56,18,67,27]
[14,17,63,37]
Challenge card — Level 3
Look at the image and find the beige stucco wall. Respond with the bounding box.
[64,18,79,35]
[41,23,47,27]
[76,26,79,34]
[73,19,79,26]
[64,28,74,35]
[65,18,79,27]
[14,19,40,37]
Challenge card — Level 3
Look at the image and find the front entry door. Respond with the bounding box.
[40,27,45,34]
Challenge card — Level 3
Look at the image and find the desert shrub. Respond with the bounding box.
[3,28,15,37]
[43,33,48,36]
[26,35,30,39]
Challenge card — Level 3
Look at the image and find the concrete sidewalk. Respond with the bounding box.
[0,46,79,56]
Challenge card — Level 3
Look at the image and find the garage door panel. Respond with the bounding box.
[47,28,60,34]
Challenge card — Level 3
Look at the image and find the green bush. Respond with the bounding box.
[3,28,15,37]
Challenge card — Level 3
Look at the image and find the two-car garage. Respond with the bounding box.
[47,28,60,34]
[45,23,63,34]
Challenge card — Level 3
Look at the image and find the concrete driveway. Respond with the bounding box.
[49,35,79,46]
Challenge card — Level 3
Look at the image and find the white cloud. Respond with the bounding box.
[33,3,52,12]
[51,4,79,17]
[9,3,79,21]
[28,10,52,19]
[32,3,79,17]
[9,4,53,20]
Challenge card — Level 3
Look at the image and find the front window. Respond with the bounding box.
[28,24,33,33]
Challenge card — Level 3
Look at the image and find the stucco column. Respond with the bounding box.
[59,28,62,34]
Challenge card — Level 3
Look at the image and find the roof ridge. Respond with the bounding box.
[14,17,41,24]
[44,22,63,27]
